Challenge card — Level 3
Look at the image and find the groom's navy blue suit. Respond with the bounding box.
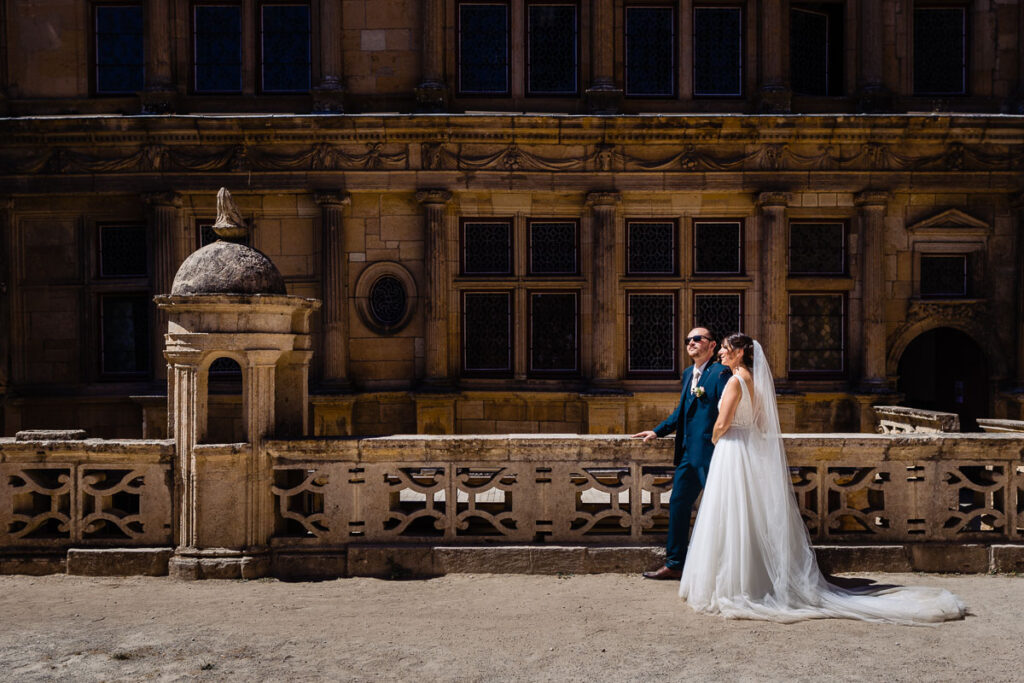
[653,360,731,570]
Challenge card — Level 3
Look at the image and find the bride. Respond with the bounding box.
[678,333,967,625]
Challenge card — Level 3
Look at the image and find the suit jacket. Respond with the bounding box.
[653,360,732,470]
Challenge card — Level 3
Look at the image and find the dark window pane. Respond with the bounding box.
[628,293,676,374]
[625,6,675,96]
[627,221,676,275]
[462,221,512,275]
[529,221,577,274]
[463,292,512,373]
[530,292,578,374]
[789,294,845,374]
[789,222,845,274]
[694,7,742,96]
[261,4,311,92]
[99,224,147,277]
[194,5,242,92]
[95,4,144,94]
[914,8,966,95]
[694,221,741,274]
[101,294,150,374]
[694,293,741,342]
[198,221,248,247]
[920,255,967,297]
[210,356,242,376]
[459,3,509,93]
[790,8,828,96]
[527,3,578,94]
[369,276,408,327]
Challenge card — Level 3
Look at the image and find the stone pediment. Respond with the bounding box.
[907,209,990,235]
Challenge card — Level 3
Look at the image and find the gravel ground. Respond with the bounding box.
[0,572,1020,682]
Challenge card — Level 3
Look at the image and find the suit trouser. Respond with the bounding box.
[664,460,707,569]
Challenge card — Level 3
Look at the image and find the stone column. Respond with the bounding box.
[856,191,891,390]
[757,192,789,381]
[141,0,176,113]
[166,354,202,548]
[416,190,453,387]
[316,191,351,390]
[145,192,183,383]
[243,350,281,550]
[585,0,623,114]
[856,0,892,112]
[313,0,346,112]
[0,0,9,115]
[587,191,622,387]
[1014,194,1024,389]
[415,0,448,112]
[757,0,791,113]
[0,198,11,399]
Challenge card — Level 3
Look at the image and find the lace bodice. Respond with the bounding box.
[720,375,755,428]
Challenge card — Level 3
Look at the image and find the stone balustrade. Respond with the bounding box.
[977,418,1024,434]
[874,406,961,434]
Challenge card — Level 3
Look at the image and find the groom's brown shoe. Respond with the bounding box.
[642,565,682,580]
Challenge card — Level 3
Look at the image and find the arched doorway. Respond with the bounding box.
[897,328,989,431]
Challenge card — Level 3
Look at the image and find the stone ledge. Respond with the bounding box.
[0,552,66,575]
[66,548,172,576]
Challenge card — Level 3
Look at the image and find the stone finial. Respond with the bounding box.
[212,188,248,241]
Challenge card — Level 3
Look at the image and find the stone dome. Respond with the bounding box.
[171,241,286,296]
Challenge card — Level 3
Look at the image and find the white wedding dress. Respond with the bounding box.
[679,342,966,625]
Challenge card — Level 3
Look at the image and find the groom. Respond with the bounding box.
[632,327,731,580]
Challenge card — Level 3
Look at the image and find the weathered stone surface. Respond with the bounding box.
[584,547,664,574]
[989,545,1024,573]
[814,545,913,574]
[15,429,87,441]
[909,544,989,573]
[434,547,532,574]
[170,241,286,296]
[272,551,348,580]
[66,548,172,576]
[0,552,66,575]
[169,553,270,580]
[348,545,438,578]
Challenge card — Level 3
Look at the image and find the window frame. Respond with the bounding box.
[918,253,969,298]
[191,1,244,94]
[787,220,848,276]
[787,291,847,379]
[626,290,679,379]
[692,218,744,277]
[692,4,745,98]
[456,0,512,96]
[692,290,744,343]
[912,5,968,97]
[789,3,846,98]
[524,0,581,97]
[527,289,581,377]
[624,3,678,99]
[97,291,152,379]
[460,217,515,276]
[626,218,679,277]
[527,218,580,276]
[97,221,149,279]
[257,1,312,94]
[92,2,145,96]
[461,289,515,377]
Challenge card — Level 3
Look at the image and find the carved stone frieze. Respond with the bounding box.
[905,299,990,326]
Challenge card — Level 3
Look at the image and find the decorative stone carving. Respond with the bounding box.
[354,261,418,335]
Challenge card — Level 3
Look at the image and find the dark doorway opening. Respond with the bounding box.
[897,328,989,431]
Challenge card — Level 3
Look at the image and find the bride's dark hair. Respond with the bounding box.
[724,333,755,368]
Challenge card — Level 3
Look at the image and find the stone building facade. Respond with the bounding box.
[1,0,1023,438]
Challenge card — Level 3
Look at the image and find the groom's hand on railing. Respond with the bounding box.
[631,430,657,443]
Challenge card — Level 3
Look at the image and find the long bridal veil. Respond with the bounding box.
[678,340,967,625]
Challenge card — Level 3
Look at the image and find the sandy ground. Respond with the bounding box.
[0,572,1020,682]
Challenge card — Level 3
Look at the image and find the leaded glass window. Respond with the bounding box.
[789,294,845,375]
[94,4,144,94]
[627,293,676,375]
[458,2,510,94]
[529,292,579,374]
[463,292,512,374]
[194,4,243,93]
[369,276,408,328]
[627,221,676,275]
[693,6,742,96]
[100,294,150,375]
[693,221,742,275]
[913,8,966,95]
[790,7,828,96]
[789,222,845,275]
[529,221,578,275]
[261,4,311,93]
[625,6,675,97]
[527,3,578,95]
[99,224,147,278]
[462,220,512,275]
[920,255,967,297]
[693,293,742,342]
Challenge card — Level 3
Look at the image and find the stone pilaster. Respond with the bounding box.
[0,0,9,116]
[0,198,11,399]
[243,350,281,549]
[856,191,891,390]
[587,191,622,388]
[415,0,448,112]
[1014,194,1024,388]
[166,355,202,547]
[144,192,183,382]
[856,0,892,112]
[316,191,351,390]
[313,0,346,113]
[140,0,176,113]
[757,0,791,113]
[585,0,623,114]
[416,190,454,388]
[757,192,789,381]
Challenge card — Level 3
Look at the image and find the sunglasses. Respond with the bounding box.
[685,334,710,344]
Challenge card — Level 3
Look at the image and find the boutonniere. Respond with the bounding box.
[691,386,706,398]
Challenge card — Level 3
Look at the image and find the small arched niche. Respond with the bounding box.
[203,356,245,444]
